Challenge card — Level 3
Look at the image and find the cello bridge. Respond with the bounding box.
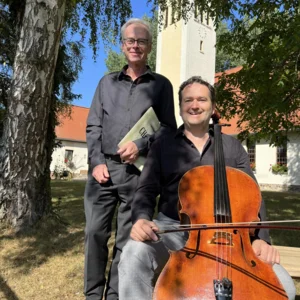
[210,232,233,246]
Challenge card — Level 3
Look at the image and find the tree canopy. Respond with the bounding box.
[215,21,245,73]
[213,2,300,145]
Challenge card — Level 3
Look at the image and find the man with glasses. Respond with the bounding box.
[84,18,177,300]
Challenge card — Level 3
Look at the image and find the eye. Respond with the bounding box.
[138,39,146,46]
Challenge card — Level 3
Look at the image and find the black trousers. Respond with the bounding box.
[84,157,140,300]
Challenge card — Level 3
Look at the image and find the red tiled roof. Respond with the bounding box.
[215,66,243,135]
[215,66,242,79]
[55,105,89,142]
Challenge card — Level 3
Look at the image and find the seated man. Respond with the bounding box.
[118,76,296,300]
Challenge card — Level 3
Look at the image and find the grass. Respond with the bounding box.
[0,181,299,299]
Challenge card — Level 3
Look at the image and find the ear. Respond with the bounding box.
[212,104,216,115]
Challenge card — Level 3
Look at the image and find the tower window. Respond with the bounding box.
[164,7,168,28]
[171,6,175,24]
[200,40,204,52]
[206,12,209,25]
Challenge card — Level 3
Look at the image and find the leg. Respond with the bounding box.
[119,239,170,300]
[84,171,118,300]
[119,213,187,300]
[105,163,140,300]
[273,264,296,300]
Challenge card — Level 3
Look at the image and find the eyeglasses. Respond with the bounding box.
[123,38,149,47]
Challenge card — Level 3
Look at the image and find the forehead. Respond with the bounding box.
[124,24,149,38]
[182,83,211,98]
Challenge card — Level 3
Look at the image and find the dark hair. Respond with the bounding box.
[178,76,216,106]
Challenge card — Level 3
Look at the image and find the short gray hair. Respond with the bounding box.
[121,18,152,44]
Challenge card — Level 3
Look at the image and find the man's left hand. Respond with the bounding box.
[117,141,139,164]
[252,239,280,265]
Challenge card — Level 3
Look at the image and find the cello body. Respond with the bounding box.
[153,166,288,299]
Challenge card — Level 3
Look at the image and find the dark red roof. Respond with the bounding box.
[55,105,89,142]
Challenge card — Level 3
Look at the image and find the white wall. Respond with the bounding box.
[287,133,300,186]
[242,133,300,188]
[51,140,88,174]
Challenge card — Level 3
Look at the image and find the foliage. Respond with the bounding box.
[215,21,245,72]
[105,50,127,73]
[271,163,288,175]
[152,0,300,146]
[213,2,300,145]
[0,0,134,229]
[105,13,158,73]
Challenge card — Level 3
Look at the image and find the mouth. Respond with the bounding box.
[188,111,202,115]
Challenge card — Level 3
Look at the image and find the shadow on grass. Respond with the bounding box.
[0,180,87,276]
[262,191,300,247]
[0,274,19,300]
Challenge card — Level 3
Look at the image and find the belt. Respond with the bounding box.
[104,154,122,163]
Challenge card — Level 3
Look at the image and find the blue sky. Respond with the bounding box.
[72,0,153,108]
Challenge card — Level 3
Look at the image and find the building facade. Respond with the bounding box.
[50,106,89,178]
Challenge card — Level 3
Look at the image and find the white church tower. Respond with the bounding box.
[156,1,216,125]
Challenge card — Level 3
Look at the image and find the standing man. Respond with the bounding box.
[118,76,296,300]
[84,18,177,300]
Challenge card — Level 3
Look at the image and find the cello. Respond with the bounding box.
[153,120,288,299]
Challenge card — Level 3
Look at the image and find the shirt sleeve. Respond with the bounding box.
[131,139,162,224]
[86,79,106,169]
[133,78,177,154]
[235,141,271,244]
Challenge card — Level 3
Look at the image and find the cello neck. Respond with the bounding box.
[213,122,232,223]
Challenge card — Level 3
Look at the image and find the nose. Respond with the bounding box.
[191,100,200,109]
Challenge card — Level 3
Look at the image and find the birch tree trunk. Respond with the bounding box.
[0,0,66,230]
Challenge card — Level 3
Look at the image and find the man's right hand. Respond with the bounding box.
[130,219,159,242]
[92,164,110,184]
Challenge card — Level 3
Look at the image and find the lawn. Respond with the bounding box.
[0,180,299,299]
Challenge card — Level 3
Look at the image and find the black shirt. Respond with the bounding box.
[86,66,177,169]
[131,125,270,243]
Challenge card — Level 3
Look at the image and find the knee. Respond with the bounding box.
[273,264,296,300]
[119,240,154,274]
[85,222,109,243]
[120,240,148,265]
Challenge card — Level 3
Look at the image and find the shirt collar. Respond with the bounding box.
[175,124,214,138]
[118,65,155,80]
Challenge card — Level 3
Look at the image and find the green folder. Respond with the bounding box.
[118,107,160,171]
